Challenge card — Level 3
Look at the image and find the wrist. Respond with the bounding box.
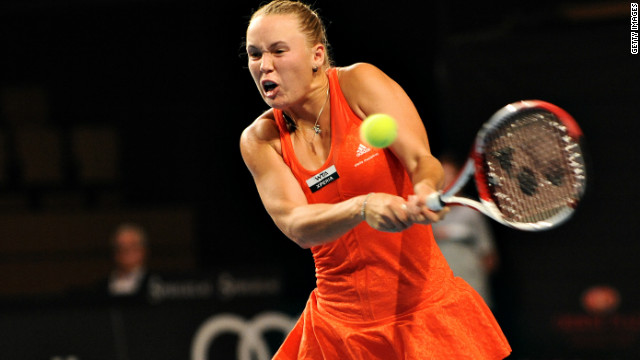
[360,193,374,222]
[415,180,440,196]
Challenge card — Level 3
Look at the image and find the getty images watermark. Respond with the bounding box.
[632,3,638,54]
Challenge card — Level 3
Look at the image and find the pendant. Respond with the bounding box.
[312,124,322,135]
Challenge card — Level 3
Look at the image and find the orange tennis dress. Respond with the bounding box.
[272,68,511,359]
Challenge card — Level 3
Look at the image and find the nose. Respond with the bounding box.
[260,52,274,73]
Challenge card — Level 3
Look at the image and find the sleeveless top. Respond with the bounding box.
[272,67,511,359]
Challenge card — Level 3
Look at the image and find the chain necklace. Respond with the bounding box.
[285,87,330,142]
[311,87,329,137]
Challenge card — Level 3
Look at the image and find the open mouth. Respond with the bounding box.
[262,80,278,93]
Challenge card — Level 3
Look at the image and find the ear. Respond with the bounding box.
[312,43,325,68]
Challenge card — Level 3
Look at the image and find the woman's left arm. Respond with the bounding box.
[339,63,447,223]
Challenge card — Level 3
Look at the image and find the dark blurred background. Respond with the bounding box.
[0,0,638,359]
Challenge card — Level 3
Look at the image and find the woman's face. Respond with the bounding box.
[246,14,318,109]
[113,230,146,273]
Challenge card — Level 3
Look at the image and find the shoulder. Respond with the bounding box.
[241,109,278,141]
[337,62,389,89]
[240,109,282,165]
[336,63,401,118]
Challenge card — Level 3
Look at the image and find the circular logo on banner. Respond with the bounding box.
[581,285,621,315]
[191,312,296,360]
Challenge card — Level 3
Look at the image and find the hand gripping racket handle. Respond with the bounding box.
[426,192,445,211]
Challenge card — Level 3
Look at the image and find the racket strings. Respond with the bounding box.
[483,110,586,224]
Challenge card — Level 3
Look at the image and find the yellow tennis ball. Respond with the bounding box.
[360,114,398,148]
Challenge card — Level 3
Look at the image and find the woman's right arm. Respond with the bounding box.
[240,114,384,248]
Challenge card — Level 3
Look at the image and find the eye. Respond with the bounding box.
[274,46,291,56]
[247,48,262,60]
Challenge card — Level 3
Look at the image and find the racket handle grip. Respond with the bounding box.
[426,192,444,211]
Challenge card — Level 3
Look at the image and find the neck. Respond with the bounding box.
[284,73,330,129]
[115,266,144,277]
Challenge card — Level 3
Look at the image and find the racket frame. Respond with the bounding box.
[428,100,585,231]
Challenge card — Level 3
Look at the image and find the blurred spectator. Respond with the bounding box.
[432,154,499,308]
[107,223,150,299]
[67,222,151,304]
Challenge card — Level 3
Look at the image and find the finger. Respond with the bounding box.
[437,206,450,220]
[422,206,450,223]
[402,201,426,223]
[392,203,412,229]
[407,195,423,208]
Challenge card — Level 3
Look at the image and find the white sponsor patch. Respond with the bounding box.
[306,165,340,193]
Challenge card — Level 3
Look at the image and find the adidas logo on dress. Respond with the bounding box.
[356,144,371,157]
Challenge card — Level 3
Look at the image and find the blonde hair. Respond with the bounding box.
[249,0,332,67]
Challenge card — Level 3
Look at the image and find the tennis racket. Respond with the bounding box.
[427,100,587,231]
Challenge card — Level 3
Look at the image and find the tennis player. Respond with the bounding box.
[240,1,511,358]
